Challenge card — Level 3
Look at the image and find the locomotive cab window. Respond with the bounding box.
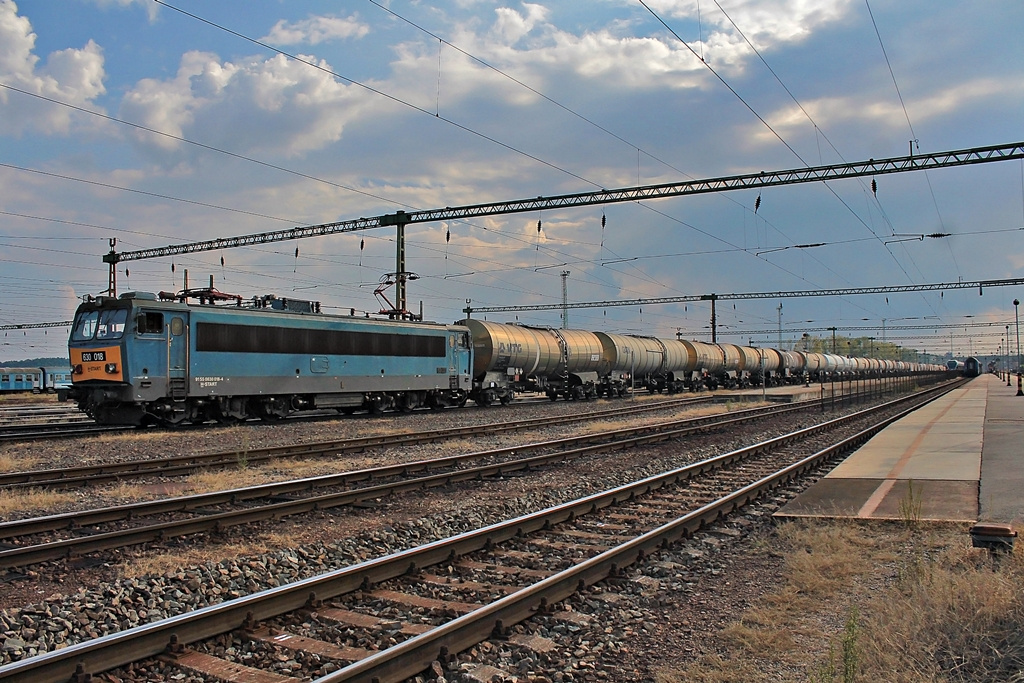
[72,308,128,341]
[136,312,165,335]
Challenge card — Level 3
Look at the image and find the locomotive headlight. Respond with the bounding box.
[73,364,84,375]
[104,363,118,374]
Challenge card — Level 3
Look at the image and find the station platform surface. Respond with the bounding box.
[776,374,1024,524]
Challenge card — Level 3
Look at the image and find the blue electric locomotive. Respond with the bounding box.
[66,289,472,425]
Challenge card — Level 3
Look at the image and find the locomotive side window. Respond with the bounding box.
[137,312,165,335]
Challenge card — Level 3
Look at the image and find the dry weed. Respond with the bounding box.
[857,538,1024,682]
[0,488,77,517]
[184,467,267,493]
[119,531,297,577]
[0,452,42,472]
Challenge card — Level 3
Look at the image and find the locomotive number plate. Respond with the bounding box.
[81,351,106,362]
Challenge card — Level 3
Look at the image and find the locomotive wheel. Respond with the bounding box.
[368,395,388,414]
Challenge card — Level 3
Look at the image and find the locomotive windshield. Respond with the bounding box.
[71,308,129,342]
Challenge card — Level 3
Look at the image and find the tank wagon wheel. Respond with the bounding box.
[500,390,514,405]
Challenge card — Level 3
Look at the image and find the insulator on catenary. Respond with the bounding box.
[537,219,542,233]
[446,230,450,243]
[871,178,877,195]
[754,193,761,213]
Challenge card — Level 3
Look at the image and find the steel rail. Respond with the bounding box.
[0,424,124,444]
[0,399,814,566]
[0,380,962,683]
[0,395,717,489]
[317,380,947,682]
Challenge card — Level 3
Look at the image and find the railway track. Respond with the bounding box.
[0,396,817,569]
[0,394,727,489]
[0,403,103,442]
[0,379,964,683]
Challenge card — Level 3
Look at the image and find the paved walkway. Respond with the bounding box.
[777,374,1023,524]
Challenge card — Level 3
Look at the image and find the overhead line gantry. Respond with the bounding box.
[102,140,1024,316]
[465,278,1024,342]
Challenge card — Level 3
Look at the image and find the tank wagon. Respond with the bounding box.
[67,291,472,425]
[462,321,946,402]
[461,319,604,404]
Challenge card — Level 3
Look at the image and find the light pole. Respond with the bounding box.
[1007,326,1012,386]
[1014,298,1022,396]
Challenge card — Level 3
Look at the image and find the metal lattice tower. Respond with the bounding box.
[561,271,570,329]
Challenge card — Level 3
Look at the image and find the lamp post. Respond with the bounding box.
[1014,298,1022,396]
[1007,326,1012,386]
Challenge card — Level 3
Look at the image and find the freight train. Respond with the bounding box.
[64,289,947,426]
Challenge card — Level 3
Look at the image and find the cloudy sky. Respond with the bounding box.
[2,0,1023,362]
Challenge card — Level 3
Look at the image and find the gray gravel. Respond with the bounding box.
[0,393,866,679]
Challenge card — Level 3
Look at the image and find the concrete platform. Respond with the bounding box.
[776,374,1024,524]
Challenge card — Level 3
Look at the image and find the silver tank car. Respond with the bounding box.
[716,343,748,388]
[461,319,604,403]
[593,332,670,396]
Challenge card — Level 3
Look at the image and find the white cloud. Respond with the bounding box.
[87,0,159,23]
[119,49,366,158]
[751,76,1024,144]
[262,15,370,46]
[0,0,106,135]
